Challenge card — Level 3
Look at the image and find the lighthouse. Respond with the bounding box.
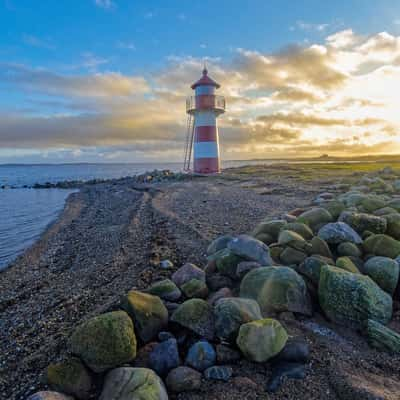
[183,68,225,174]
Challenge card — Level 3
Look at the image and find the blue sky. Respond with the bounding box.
[1,0,400,163]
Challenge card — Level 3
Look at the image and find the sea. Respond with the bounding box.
[0,160,274,270]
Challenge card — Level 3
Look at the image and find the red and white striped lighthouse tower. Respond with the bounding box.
[183,68,225,174]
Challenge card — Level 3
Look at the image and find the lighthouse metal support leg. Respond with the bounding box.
[183,114,195,171]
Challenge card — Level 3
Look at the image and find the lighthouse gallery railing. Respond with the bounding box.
[186,95,226,114]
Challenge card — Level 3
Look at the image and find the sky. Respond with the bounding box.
[1,0,400,163]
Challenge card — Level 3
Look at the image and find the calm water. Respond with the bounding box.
[0,161,273,270]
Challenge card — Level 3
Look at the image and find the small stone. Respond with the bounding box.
[149,338,180,377]
[232,376,258,390]
[132,342,158,368]
[147,279,181,302]
[366,319,400,353]
[266,362,306,393]
[172,263,205,288]
[166,366,202,393]
[204,366,233,381]
[336,256,360,274]
[27,392,74,400]
[181,278,209,299]
[207,287,233,305]
[159,260,174,269]
[274,338,310,363]
[185,340,216,371]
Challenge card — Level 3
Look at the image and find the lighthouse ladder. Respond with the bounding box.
[183,114,195,171]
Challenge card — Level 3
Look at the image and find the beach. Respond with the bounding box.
[2,163,400,400]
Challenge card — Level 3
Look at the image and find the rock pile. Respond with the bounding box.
[28,166,400,399]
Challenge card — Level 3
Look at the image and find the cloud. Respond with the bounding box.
[2,29,400,161]
[117,41,136,50]
[290,20,329,32]
[22,34,55,50]
[94,0,116,10]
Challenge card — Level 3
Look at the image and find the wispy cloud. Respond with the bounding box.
[94,0,116,10]
[117,41,136,50]
[394,19,400,25]
[144,11,155,19]
[177,13,186,21]
[290,20,329,32]
[81,52,109,71]
[22,34,56,50]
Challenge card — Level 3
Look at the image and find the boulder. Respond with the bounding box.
[99,367,168,400]
[336,257,360,274]
[387,199,400,212]
[252,219,287,240]
[279,247,307,265]
[172,263,205,288]
[278,230,308,250]
[297,208,333,232]
[228,235,273,266]
[339,211,387,235]
[149,338,180,377]
[121,290,168,343]
[363,234,400,259]
[319,200,346,220]
[181,279,209,299]
[206,273,234,291]
[185,341,216,371]
[274,338,310,363]
[358,196,386,213]
[147,279,181,302]
[284,222,314,240]
[207,287,233,305]
[171,299,214,340]
[240,267,312,316]
[70,311,137,373]
[296,255,334,285]
[207,235,234,255]
[337,242,362,258]
[366,319,400,353]
[254,232,275,245]
[204,366,233,381]
[308,236,333,259]
[214,248,244,279]
[318,222,362,245]
[318,265,392,329]
[27,392,74,400]
[236,319,288,362]
[214,297,262,342]
[363,256,399,295]
[47,357,91,400]
[166,366,201,393]
[374,207,398,216]
[236,261,261,279]
[384,213,400,240]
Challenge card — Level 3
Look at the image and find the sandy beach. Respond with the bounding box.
[2,163,400,400]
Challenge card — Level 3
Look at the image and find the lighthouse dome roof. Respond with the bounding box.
[191,68,220,89]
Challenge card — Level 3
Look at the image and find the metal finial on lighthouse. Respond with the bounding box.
[183,68,225,174]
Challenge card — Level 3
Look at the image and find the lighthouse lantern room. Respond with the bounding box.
[183,68,225,174]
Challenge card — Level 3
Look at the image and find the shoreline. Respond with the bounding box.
[2,163,400,399]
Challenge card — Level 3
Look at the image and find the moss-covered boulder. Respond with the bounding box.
[366,319,400,353]
[339,211,387,235]
[146,279,181,302]
[295,255,334,285]
[207,235,234,255]
[337,242,362,258]
[318,266,392,329]
[214,297,262,342]
[171,299,214,340]
[384,213,400,240]
[228,234,273,266]
[320,200,346,220]
[99,367,168,400]
[283,223,314,240]
[363,234,400,259]
[70,311,137,373]
[278,230,308,251]
[387,199,400,212]
[297,207,333,232]
[172,263,205,288]
[181,278,209,299]
[240,267,312,316]
[252,219,287,241]
[236,319,288,362]
[318,222,362,245]
[336,257,360,274]
[254,232,274,245]
[279,247,308,265]
[363,256,399,295]
[214,248,244,279]
[47,358,91,400]
[121,290,168,343]
[374,207,398,216]
[308,236,333,259]
[358,196,386,213]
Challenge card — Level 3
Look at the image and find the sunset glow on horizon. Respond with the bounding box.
[1,0,400,163]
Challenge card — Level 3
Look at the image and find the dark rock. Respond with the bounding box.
[207,235,234,255]
[185,340,216,371]
[236,261,261,280]
[166,366,202,393]
[228,234,273,266]
[266,362,306,393]
[172,263,205,288]
[274,338,310,363]
[204,366,233,381]
[207,287,233,305]
[207,273,234,291]
[149,338,180,377]
[158,331,175,342]
[216,344,241,364]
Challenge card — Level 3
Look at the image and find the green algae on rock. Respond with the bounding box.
[335,256,360,274]
[366,319,400,353]
[99,367,168,400]
[181,278,209,299]
[236,318,288,362]
[297,207,333,232]
[252,219,287,241]
[363,234,400,259]
[214,248,244,279]
[339,211,387,235]
[363,256,399,295]
[47,358,92,400]
[214,297,262,342]
[121,290,168,343]
[70,311,137,373]
[171,298,215,340]
[146,279,181,302]
[318,266,392,329]
[240,266,312,316]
